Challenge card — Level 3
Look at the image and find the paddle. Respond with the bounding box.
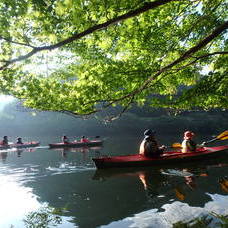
[171,142,182,148]
[73,135,100,139]
[203,130,228,144]
[171,130,228,148]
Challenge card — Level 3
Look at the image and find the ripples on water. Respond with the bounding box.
[0,136,227,228]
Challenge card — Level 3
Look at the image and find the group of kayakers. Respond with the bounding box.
[139,129,203,157]
[62,135,90,144]
[1,131,199,155]
[0,136,23,145]
[0,135,95,147]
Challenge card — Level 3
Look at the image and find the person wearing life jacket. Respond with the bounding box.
[80,136,90,143]
[1,136,9,145]
[62,135,70,144]
[139,129,166,157]
[16,137,23,144]
[181,131,197,153]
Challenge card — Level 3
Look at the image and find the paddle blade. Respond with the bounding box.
[174,188,185,201]
[216,130,228,140]
[204,130,228,144]
[172,143,182,148]
[220,135,228,140]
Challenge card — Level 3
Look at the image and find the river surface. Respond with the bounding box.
[0,135,227,228]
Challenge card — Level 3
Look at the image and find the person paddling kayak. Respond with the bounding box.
[181,131,206,153]
[80,136,90,143]
[62,135,70,144]
[139,129,166,157]
[181,131,197,153]
[0,136,9,145]
[16,137,23,144]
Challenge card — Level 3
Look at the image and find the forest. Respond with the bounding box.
[0,100,227,137]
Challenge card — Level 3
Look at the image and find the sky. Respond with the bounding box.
[0,95,14,103]
[0,95,14,110]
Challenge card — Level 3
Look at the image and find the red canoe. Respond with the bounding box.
[0,141,40,150]
[92,146,228,169]
[49,140,103,149]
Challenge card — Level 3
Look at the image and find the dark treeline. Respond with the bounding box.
[0,100,227,138]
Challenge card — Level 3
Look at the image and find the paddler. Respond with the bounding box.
[139,129,166,157]
[80,136,90,143]
[16,137,23,144]
[181,130,207,153]
[181,131,197,153]
[1,136,9,145]
[62,135,70,144]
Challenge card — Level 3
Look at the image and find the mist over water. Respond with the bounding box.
[0,99,228,139]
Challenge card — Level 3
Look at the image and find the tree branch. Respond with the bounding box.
[106,20,228,104]
[170,51,228,72]
[0,35,36,48]
[35,20,228,119]
[0,0,175,71]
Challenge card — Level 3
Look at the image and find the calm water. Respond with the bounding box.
[0,135,228,228]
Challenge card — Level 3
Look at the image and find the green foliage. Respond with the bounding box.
[23,206,62,228]
[173,214,228,228]
[0,0,227,117]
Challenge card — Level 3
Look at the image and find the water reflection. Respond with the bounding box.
[0,147,37,163]
[219,176,228,193]
[0,151,8,162]
[0,137,227,228]
[0,174,40,227]
[49,146,102,159]
[93,161,228,207]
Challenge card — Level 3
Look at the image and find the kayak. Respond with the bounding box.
[49,140,103,148]
[49,146,103,152]
[0,141,40,150]
[92,145,228,169]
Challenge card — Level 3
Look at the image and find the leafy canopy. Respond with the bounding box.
[0,0,227,119]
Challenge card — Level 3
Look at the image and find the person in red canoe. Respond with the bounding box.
[80,136,90,143]
[0,136,9,145]
[139,129,166,157]
[181,131,197,153]
[16,137,23,144]
[62,135,70,144]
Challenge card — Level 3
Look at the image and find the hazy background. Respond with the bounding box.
[0,98,227,139]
